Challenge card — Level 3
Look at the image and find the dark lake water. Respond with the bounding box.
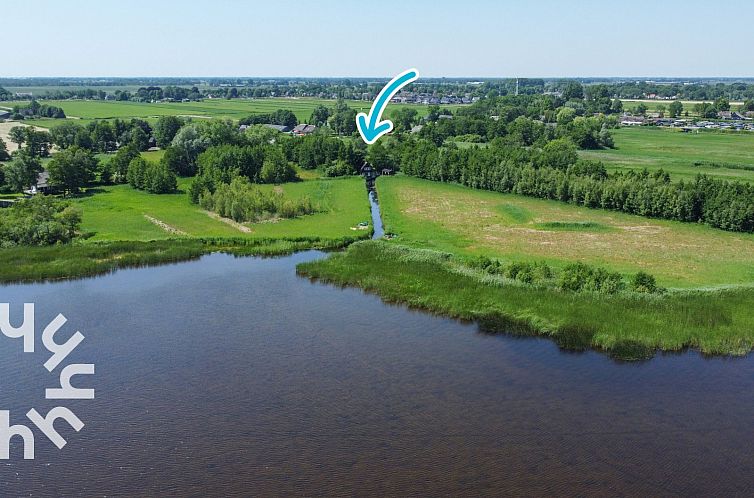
[1,252,753,497]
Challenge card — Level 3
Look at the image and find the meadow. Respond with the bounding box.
[580,126,754,183]
[376,175,754,288]
[619,99,745,116]
[73,175,371,241]
[16,98,463,128]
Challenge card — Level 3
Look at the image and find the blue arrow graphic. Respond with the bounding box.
[356,68,420,144]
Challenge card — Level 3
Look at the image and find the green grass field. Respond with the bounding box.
[580,127,754,183]
[298,241,754,358]
[376,175,754,288]
[17,98,464,129]
[73,175,371,241]
[619,99,745,117]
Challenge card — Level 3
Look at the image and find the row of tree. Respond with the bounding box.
[388,138,754,233]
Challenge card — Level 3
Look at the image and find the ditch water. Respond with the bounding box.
[1,251,753,496]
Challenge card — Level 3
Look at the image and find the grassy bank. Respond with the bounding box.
[0,236,360,283]
[377,175,754,288]
[0,174,373,283]
[297,241,754,359]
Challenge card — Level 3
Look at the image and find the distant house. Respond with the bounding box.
[24,171,52,195]
[410,124,423,134]
[620,116,645,126]
[438,114,453,120]
[292,124,316,136]
[0,110,11,120]
[718,111,733,119]
[264,124,292,133]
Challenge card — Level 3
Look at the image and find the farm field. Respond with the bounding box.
[580,126,754,183]
[12,98,464,128]
[376,175,754,288]
[73,175,371,242]
[620,98,745,116]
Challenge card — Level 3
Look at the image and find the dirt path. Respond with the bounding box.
[206,211,252,233]
[144,215,188,236]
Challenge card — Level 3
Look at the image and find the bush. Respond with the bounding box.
[199,177,317,222]
[632,271,658,293]
[559,262,625,294]
[324,159,356,177]
[0,196,81,247]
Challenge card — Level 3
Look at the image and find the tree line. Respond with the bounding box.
[386,138,754,233]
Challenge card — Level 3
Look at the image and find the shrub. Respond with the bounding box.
[200,177,317,222]
[0,196,81,247]
[632,271,658,294]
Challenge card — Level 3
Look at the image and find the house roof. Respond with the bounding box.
[264,124,292,132]
[292,124,316,134]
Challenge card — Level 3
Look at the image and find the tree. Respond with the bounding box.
[129,126,150,151]
[694,102,717,118]
[153,116,184,147]
[714,97,730,112]
[50,121,84,149]
[556,107,576,126]
[126,157,149,189]
[390,107,419,133]
[0,138,9,161]
[610,99,623,114]
[260,146,297,184]
[23,128,52,158]
[366,141,394,171]
[108,144,141,182]
[47,146,98,195]
[539,139,578,170]
[170,124,211,176]
[91,121,117,152]
[668,100,683,118]
[309,105,331,127]
[8,126,27,148]
[330,101,357,135]
[4,152,43,192]
[562,80,584,101]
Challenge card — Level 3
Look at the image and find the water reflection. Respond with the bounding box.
[1,252,752,496]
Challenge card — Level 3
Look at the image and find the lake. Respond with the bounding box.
[1,252,753,496]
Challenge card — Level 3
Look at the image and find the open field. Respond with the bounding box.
[620,99,746,116]
[73,175,371,241]
[580,127,754,183]
[0,121,46,153]
[298,241,754,358]
[376,175,754,288]
[11,98,465,129]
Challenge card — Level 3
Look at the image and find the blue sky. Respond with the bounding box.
[4,0,753,78]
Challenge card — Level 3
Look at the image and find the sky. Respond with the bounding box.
[3,0,753,78]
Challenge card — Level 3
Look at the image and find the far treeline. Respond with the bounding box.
[3,77,754,103]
